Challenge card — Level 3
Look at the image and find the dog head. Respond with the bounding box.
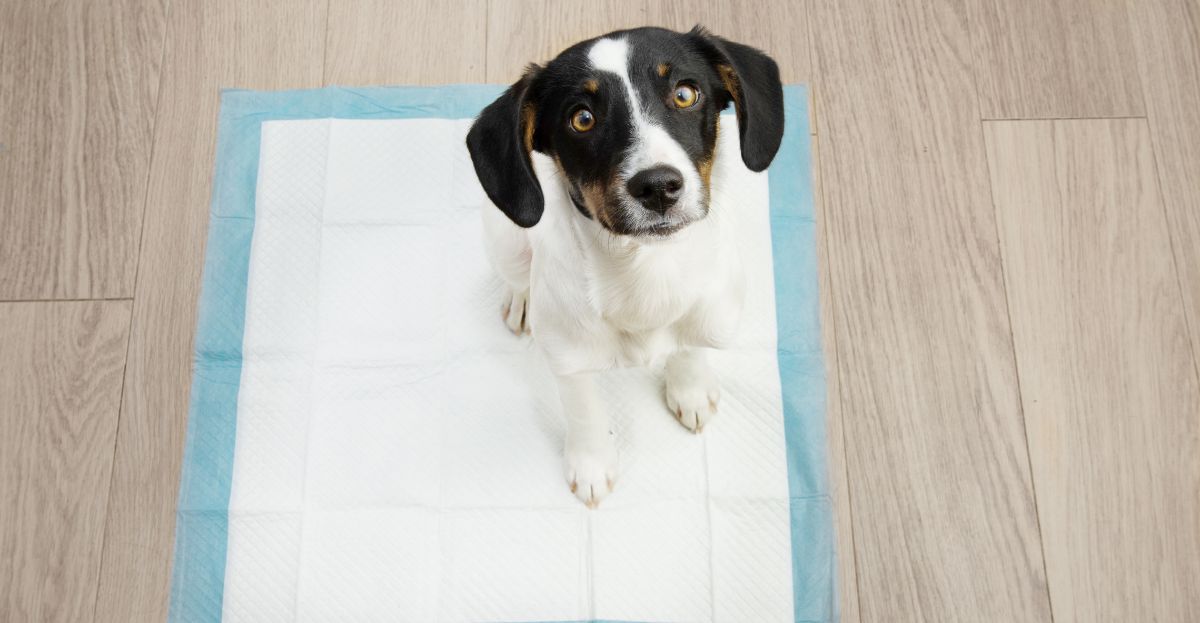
[467,26,784,237]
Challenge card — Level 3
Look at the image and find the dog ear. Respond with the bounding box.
[689,27,785,172]
[466,66,544,227]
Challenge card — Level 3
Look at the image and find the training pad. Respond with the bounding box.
[170,85,834,623]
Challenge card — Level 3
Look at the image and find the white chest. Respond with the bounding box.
[588,246,704,333]
[586,222,740,366]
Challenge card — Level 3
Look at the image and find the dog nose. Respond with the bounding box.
[626,166,684,213]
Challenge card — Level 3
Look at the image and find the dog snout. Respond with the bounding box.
[626,166,684,213]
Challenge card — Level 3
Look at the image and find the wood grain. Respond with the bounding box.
[985,118,1200,622]
[92,2,326,621]
[811,0,1053,619]
[813,134,861,622]
[967,0,1144,119]
[0,301,131,622]
[0,0,166,300]
[1127,0,1200,382]
[485,0,650,82]
[325,0,487,85]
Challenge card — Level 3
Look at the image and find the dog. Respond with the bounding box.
[466,26,784,508]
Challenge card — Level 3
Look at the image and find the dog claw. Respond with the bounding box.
[566,438,617,508]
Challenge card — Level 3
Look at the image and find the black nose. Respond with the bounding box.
[626,166,684,213]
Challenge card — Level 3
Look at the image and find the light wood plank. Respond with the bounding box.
[985,118,1200,622]
[1128,0,1200,381]
[325,0,487,85]
[813,134,862,622]
[92,2,326,621]
[0,301,131,622]
[967,0,1144,119]
[812,0,1053,619]
[0,1,166,300]
[486,0,649,82]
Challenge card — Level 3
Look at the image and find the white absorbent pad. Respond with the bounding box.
[169,85,834,623]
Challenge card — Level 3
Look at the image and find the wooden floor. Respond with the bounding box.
[2,0,1198,620]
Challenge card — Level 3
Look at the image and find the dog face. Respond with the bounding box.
[467,27,784,237]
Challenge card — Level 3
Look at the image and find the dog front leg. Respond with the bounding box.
[558,372,617,508]
[665,347,721,433]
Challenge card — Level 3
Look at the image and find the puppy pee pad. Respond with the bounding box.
[170,85,834,623]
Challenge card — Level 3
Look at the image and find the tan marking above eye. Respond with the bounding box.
[656,63,670,78]
[571,108,596,132]
[672,83,699,108]
[583,79,599,94]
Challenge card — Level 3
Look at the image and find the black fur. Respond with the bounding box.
[466,26,785,229]
[686,27,785,172]
[465,70,544,227]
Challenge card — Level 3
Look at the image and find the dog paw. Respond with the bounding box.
[501,288,530,335]
[564,435,618,509]
[665,362,720,433]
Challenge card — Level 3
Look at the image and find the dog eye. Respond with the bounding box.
[570,108,596,132]
[672,84,700,109]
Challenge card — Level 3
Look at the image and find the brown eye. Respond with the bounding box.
[571,108,595,132]
[673,84,699,108]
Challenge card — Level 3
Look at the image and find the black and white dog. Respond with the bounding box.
[466,26,783,508]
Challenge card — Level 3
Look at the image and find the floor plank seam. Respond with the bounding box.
[812,128,865,622]
[1121,0,1153,123]
[483,0,490,83]
[961,0,989,137]
[804,9,850,617]
[978,117,1056,623]
[803,0,819,139]
[320,0,333,85]
[89,0,176,619]
[980,115,1148,122]
[0,297,135,304]
[1138,115,1200,391]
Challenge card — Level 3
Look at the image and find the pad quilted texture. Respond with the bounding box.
[168,85,835,623]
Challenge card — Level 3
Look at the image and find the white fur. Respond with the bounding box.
[665,348,721,433]
[481,38,745,507]
[483,144,744,507]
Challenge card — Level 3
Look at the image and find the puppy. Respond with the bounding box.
[466,26,784,508]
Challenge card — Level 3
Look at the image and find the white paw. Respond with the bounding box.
[564,434,618,509]
[665,362,720,433]
[501,288,529,335]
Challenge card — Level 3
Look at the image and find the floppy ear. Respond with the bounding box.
[690,27,785,172]
[466,67,544,227]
